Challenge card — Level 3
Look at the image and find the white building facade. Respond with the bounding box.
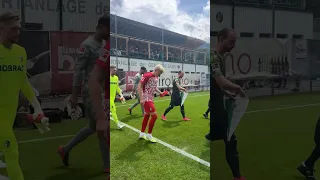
[0,0,108,32]
[211,4,313,78]
[211,5,313,39]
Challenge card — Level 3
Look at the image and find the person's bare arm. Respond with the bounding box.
[214,75,241,92]
[174,78,186,92]
[177,85,186,92]
[223,89,236,99]
[88,65,106,123]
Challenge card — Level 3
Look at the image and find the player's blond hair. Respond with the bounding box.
[154,64,164,73]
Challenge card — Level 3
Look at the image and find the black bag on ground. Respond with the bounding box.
[43,108,63,123]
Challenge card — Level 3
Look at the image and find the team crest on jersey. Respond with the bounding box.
[4,140,10,148]
[99,48,110,63]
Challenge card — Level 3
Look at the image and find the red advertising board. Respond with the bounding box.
[50,31,91,94]
[125,71,138,92]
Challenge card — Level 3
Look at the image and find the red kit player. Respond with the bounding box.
[137,64,165,143]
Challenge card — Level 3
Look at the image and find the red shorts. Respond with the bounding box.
[144,101,156,113]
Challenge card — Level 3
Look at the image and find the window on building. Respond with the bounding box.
[276,34,288,39]
[211,31,219,37]
[240,32,254,37]
[25,23,43,30]
[292,34,304,39]
[259,33,272,38]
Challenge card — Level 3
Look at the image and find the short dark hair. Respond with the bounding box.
[217,28,233,42]
[0,12,19,24]
[140,67,146,70]
[178,71,183,74]
[97,15,109,28]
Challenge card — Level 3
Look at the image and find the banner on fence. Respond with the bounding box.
[123,71,201,92]
[50,31,91,94]
[110,56,209,74]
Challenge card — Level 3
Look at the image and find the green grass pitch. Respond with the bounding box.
[1,91,320,180]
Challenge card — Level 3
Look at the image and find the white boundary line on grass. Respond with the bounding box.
[117,93,211,167]
[18,135,75,144]
[245,103,320,114]
[117,101,320,168]
[120,122,211,167]
[5,97,319,178]
[0,135,76,180]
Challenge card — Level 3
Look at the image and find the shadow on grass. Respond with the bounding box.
[109,114,140,131]
[110,128,123,132]
[292,175,307,180]
[45,167,107,180]
[120,115,140,123]
[199,140,210,173]
[162,120,183,128]
[115,140,153,162]
[202,116,210,120]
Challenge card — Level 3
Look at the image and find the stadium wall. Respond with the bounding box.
[314,32,320,40]
[48,31,209,94]
[110,56,209,74]
[210,37,309,78]
[0,0,108,32]
[211,5,313,39]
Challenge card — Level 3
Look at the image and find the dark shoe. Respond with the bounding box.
[297,163,316,180]
[58,146,69,166]
[205,134,211,141]
[203,113,208,119]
